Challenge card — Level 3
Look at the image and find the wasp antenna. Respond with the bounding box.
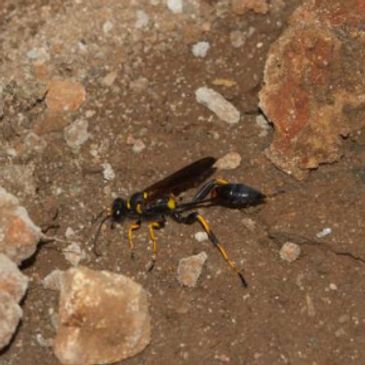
[92,213,112,257]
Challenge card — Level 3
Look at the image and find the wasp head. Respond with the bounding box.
[112,198,128,222]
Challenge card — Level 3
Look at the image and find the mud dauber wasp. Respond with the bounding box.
[93,157,264,287]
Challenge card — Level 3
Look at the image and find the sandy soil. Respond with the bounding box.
[0,1,364,364]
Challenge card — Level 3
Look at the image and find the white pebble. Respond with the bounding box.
[192,41,210,58]
[194,231,208,242]
[167,0,183,13]
[316,227,332,238]
[102,163,115,181]
[195,87,240,124]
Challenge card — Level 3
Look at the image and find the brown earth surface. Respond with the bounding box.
[0,1,364,365]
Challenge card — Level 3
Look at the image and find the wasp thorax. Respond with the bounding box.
[112,198,128,222]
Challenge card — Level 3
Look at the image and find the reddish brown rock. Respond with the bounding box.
[259,0,365,179]
[46,80,86,112]
[231,0,269,15]
[53,266,150,365]
[0,187,41,264]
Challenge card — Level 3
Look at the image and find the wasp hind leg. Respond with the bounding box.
[146,219,165,272]
[173,211,248,287]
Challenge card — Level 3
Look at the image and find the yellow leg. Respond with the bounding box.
[128,222,141,259]
[147,222,162,271]
[196,214,247,287]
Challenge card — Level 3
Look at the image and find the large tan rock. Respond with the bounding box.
[53,266,151,365]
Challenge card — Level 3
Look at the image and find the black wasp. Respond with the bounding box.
[93,157,264,287]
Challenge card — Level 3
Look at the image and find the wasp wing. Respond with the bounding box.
[144,157,216,201]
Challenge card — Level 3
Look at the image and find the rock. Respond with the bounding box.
[231,0,269,15]
[195,87,240,124]
[0,254,28,302]
[127,135,146,154]
[255,114,271,137]
[63,242,85,266]
[279,242,301,263]
[64,119,90,149]
[0,187,41,265]
[102,20,113,35]
[100,71,118,87]
[194,231,208,242]
[46,80,86,112]
[214,152,241,170]
[167,0,183,14]
[43,269,64,291]
[177,252,208,288]
[192,41,210,58]
[102,163,115,181]
[135,10,149,29]
[259,1,365,179]
[0,291,23,350]
[0,254,28,351]
[53,266,150,365]
[316,227,332,239]
[230,30,246,48]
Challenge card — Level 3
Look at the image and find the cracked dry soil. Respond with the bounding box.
[1,1,364,364]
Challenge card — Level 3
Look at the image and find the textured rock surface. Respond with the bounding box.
[259,0,365,179]
[0,254,28,351]
[0,291,23,350]
[0,254,28,303]
[0,187,41,264]
[53,266,151,365]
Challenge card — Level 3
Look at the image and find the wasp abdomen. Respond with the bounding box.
[214,183,264,207]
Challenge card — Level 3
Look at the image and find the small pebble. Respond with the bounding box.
[215,152,241,170]
[63,242,85,266]
[192,41,210,58]
[135,10,149,29]
[329,283,338,291]
[279,242,301,262]
[196,87,240,124]
[316,227,332,238]
[101,71,118,86]
[167,0,183,14]
[230,30,246,48]
[177,252,208,288]
[194,231,208,242]
[42,269,64,291]
[102,20,113,34]
[255,114,271,137]
[102,163,115,181]
[64,119,90,149]
[132,139,146,153]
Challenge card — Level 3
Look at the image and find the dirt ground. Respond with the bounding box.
[1,1,364,364]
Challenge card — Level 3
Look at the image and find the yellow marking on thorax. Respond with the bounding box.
[136,203,143,214]
[167,197,176,210]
